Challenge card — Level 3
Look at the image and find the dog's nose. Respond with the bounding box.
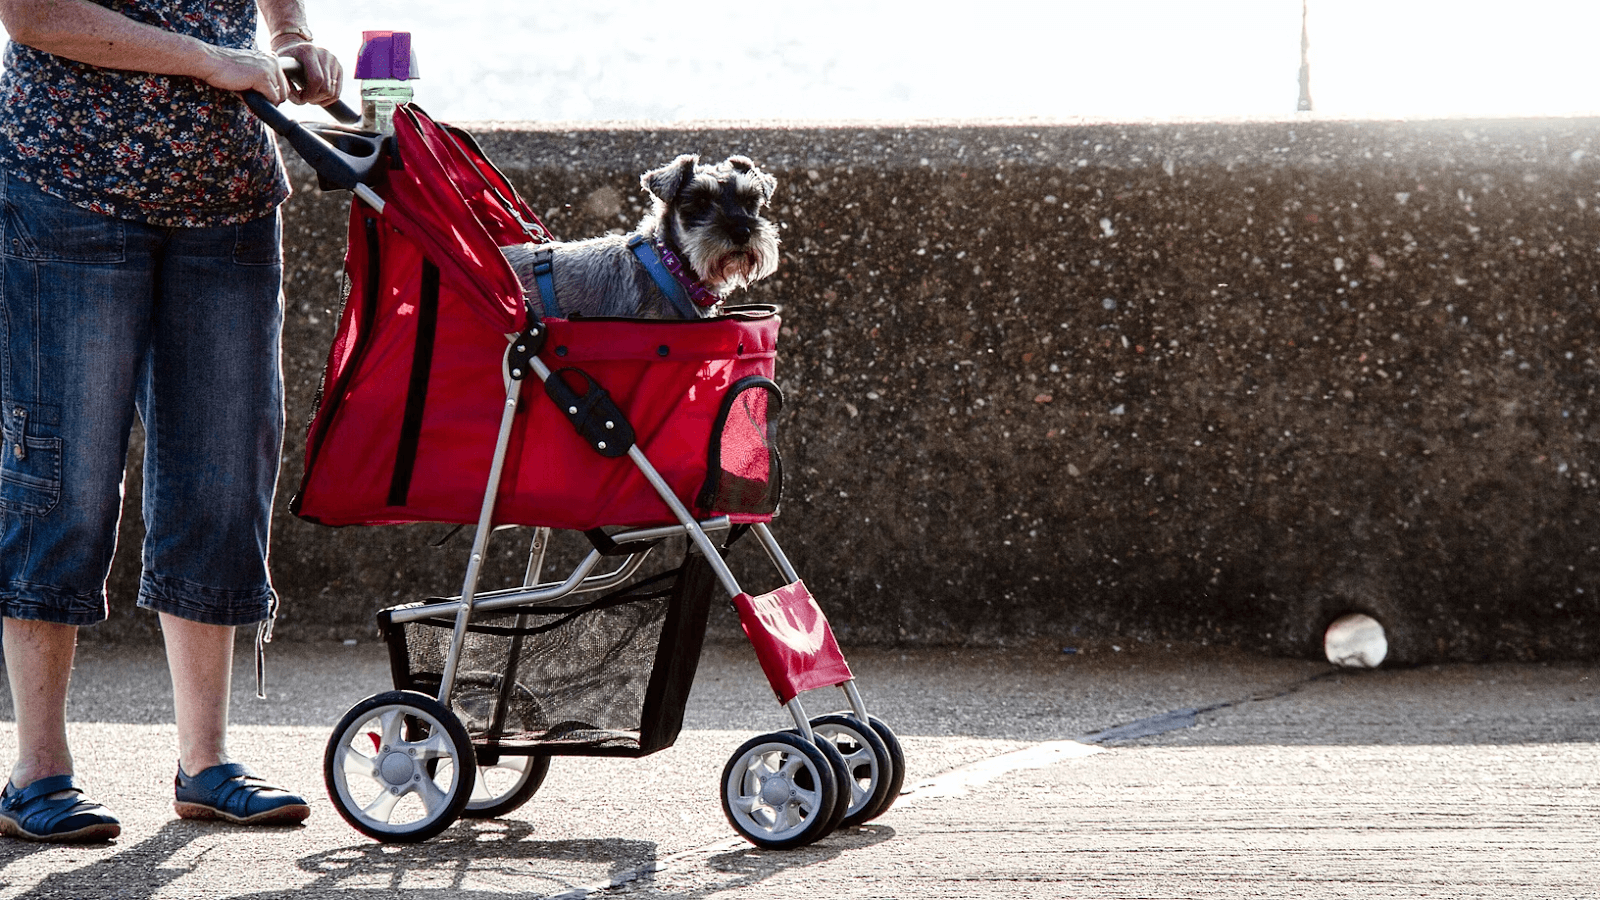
[728,221,752,244]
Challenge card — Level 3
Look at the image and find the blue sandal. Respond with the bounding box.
[0,775,121,843]
[174,763,309,826]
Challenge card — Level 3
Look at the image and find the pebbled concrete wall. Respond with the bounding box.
[102,116,1600,664]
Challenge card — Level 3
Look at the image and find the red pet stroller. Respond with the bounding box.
[250,94,902,847]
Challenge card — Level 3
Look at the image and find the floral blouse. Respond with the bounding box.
[0,0,289,227]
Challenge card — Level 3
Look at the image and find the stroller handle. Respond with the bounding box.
[278,58,361,125]
[243,58,385,192]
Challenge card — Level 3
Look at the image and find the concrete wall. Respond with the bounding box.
[103,116,1600,663]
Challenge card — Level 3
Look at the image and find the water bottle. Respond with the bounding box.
[355,30,419,134]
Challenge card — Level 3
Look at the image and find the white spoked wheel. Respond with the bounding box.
[721,731,841,850]
[324,690,477,843]
[462,751,549,819]
[859,715,906,821]
[809,715,894,828]
[444,673,550,819]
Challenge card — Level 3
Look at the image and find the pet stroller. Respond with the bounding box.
[249,94,903,848]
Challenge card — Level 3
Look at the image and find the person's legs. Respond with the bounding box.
[159,613,234,775]
[2,619,77,788]
[138,210,304,824]
[136,209,284,628]
[0,173,153,841]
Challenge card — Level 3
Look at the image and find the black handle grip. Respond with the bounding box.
[242,90,373,190]
[279,57,360,124]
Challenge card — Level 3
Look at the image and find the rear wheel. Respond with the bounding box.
[324,691,476,843]
[444,673,551,819]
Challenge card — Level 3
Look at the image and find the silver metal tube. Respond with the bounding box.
[384,516,732,627]
[522,527,551,587]
[786,697,814,741]
[625,445,744,599]
[386,549,611,626]
[842,680,870,724]
[354,183,385,214]
[751,523,801,584]
[436,361,523,705]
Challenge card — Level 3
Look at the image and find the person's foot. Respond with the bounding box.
[174,763,309,825]
[0,775,121,842]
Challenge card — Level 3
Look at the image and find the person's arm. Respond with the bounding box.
[255,0,340,105]
[0,0,333,103]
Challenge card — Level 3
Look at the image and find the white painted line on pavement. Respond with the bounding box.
[899,739,1104,801]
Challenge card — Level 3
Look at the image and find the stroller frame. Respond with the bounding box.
[258,103,906,849]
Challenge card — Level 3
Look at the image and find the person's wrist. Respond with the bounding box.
[269,26,313,54]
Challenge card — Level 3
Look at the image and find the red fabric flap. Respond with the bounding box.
[733,581,853,704]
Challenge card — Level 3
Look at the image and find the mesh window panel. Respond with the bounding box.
[698,377,782,516]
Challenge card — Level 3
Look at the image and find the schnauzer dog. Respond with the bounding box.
[502,154,779,319]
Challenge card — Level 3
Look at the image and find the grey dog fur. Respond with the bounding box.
[501,154,779,319]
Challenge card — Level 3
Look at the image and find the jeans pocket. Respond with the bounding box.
[1,178,125,264]
[0,405,62,516]
[231,211,282,266]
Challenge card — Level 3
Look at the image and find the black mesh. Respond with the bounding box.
[382,552,714,757]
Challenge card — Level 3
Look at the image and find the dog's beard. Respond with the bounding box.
[678,223,780,295]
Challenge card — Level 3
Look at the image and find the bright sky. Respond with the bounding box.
[6,1,1596,122]
[287,0,1600,123]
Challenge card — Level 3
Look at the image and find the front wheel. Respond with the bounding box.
[809,715,894,827]
[720,731,841,850]
[324,690,477,843]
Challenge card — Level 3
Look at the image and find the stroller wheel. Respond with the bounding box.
[809,733,851,834]
[324,690,477,843]
[857,715,906,822]
[808,715,894,828]
[720,731,841,850]
[443,672,551,819]
[461,752,550,819]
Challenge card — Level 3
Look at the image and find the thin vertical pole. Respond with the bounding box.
[1297,0,1314,112]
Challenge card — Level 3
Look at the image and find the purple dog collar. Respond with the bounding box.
[655,241,722,308]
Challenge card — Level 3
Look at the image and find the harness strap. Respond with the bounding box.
[529,249,563,320]
[627,235,701,319]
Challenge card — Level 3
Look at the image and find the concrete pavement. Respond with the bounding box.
[1,639,1598,898]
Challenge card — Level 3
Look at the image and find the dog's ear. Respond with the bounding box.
[642,155,699,203]
[725,156,777,205]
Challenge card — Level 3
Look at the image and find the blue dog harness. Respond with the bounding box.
[528,235,704,320]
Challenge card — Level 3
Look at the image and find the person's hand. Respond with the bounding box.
[197,44,290,102]
[274,40,343,107]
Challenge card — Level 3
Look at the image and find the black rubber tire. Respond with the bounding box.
[859,715,906,821]
[809,714,894,827]
[444,672,551,819]
[460,752,550,819]
[324,690,477,843]
[809,733,851,834]
[720,731,841,850]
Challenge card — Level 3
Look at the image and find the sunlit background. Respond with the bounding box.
[0,1,1593,122]
[284,0,1600,124]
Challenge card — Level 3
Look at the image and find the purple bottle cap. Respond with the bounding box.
[355,31,419,80]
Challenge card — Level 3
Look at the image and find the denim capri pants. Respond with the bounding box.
[0,172,284,628]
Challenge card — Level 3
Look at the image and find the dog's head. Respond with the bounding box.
[642,154,780,297]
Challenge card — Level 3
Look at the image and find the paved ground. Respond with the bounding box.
[1,638,1598,899]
